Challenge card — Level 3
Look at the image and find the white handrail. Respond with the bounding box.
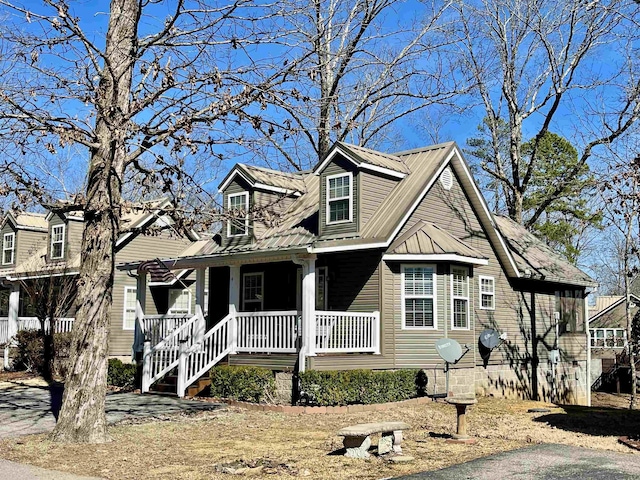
[177,313,234,397]
[142,313,199,392]
[235,310,299,353]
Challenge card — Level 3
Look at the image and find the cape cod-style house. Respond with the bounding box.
[0,198,205,363]
[120,142,596,404]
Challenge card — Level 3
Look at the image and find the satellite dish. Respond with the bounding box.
[480,329,500,349]
[435,338,463,363]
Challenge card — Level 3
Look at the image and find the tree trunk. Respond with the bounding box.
[50,0,138,443]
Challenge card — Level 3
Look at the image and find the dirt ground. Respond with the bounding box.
[0,392,638,480]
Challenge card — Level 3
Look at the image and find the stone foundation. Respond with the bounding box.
[474,361,588,405]
[273,371,294,404]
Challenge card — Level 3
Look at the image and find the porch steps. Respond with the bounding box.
[148,372,211,398]
[186,376,211,398]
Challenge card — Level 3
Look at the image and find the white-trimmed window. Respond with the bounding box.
[227,191,249,237]
[402,265,436,329]
[243,272,264,311]
[479,276,495,310]
[326,172,353,224]
[50,224,65,259]
[168,289,192,315]
[451,266,469,329]
[2,232,15,265]
[123,286,136,330]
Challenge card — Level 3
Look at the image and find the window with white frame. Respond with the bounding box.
[227,192,249,237]
[123,286,136,330]
[326,172,352,224]
[479,276,495,310]
[50,225,65,259]
[451,266,469,329]
[2,232,15,265]
[402,265,435,329]
[168,289,192,315]
[243,272,263,311]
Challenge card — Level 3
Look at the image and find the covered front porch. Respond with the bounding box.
[133,252,381,396]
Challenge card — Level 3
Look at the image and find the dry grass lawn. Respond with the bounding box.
[0,392,639,479]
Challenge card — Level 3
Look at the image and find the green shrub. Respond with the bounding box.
[13,329,44,373]
[107,358,138,389]
[299,369,426,406]
[13,329,72,377]
[210,365,275,402]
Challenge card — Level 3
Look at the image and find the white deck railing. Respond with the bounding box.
[0,317,75,344]
[314,310,380,354]
[141,313,200,392]
[236,311,299,353]
[0,317,8,345]
[142,314,193,347]
[141,308,381,397]
[590,328,626,348]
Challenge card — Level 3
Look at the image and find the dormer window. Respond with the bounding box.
[51,224,65,259]
[2,232,15,265]
[227,192,249,237]
[326,172,352,224]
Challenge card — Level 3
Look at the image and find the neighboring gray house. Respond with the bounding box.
[122,142,596,404]
[0,199,204,360]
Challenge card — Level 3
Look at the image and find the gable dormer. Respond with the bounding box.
[44,211,83,262]
[314,142,408,238]
[0,212,48,269]
[218,164,304,246]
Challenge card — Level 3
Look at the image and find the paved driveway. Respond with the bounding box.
[0,382,224,438]
[395,443,640,479]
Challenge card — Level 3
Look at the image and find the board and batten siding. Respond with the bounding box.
[109,230,194,357]
[359,171,399,227]
[318,156,359,237]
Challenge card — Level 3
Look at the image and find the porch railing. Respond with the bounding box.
[590,328,626,349]
[236,311,299,353]
[142,314,193,347]
[314,310,380,354]
[0,317,75,344]
[0,317,8,345]
[141,313,200,392]
[142,308,381,397]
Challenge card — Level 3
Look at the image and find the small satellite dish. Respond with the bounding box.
[435,338,463,363]
[479,329,500,349]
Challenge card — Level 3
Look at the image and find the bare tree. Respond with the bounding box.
[0,0,292,443]
[600,146,640,409]
[456,0,640,224]
[245,0,466,170]
[17,256,77,382]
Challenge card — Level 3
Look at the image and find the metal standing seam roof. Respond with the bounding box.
[387,220,487,259]
[118,141,594,289]
[239,164,307,192]
[336,142,411,174]
[493,215,597,287]
[4,212,48,231]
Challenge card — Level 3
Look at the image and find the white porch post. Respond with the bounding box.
[301,255,317,371]
[134,273,147,356]
[229,265,240,353]
[194,267,206,344]
[8,283,19,340]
